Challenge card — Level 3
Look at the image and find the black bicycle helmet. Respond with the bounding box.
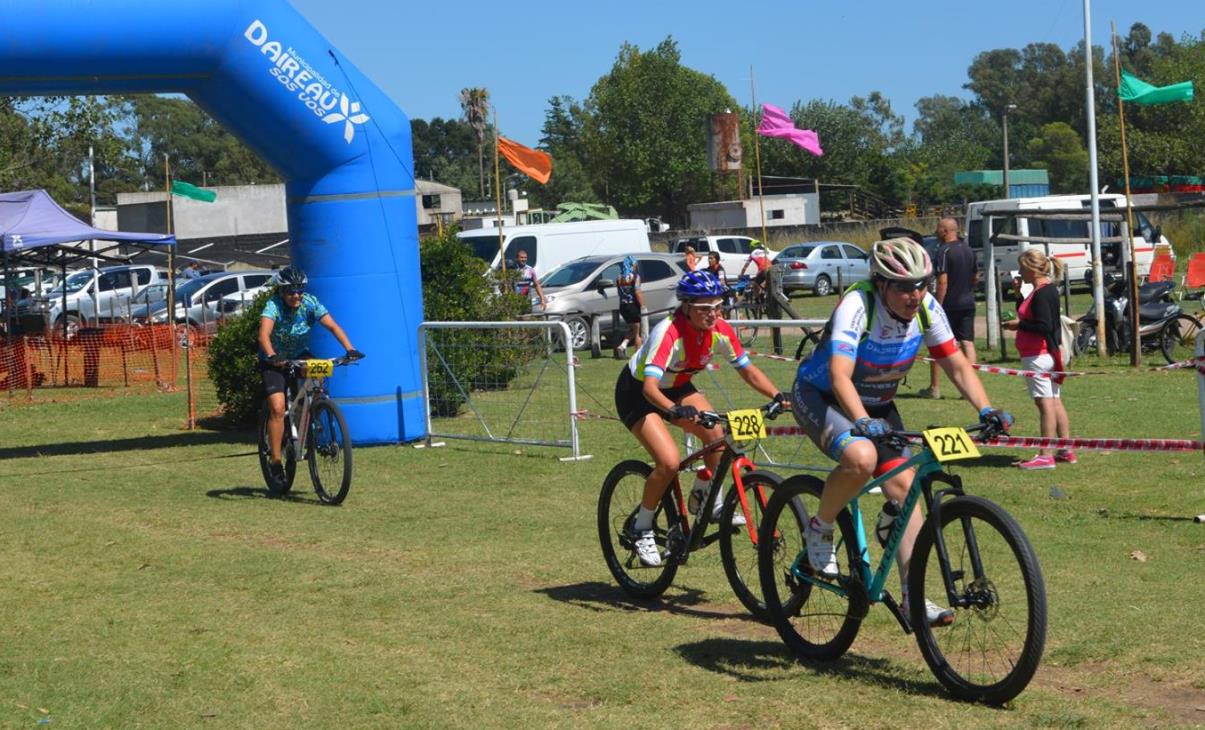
[675,270,726,300]
[272,265,308,289]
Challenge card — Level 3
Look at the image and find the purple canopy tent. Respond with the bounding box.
[1,189,176,339]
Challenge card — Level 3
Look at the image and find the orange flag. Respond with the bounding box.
[497,135,552,184]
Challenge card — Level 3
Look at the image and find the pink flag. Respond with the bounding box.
[757,103,823,157]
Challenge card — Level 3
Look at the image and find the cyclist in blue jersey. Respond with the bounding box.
[258,266,363,481]
[791,238,1013,626]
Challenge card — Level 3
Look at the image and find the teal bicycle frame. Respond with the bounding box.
[787,437,957,624]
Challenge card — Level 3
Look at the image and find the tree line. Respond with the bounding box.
[2,23,1200,226]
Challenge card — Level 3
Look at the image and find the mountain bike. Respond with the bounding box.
[757,423,1047,704]
[726,277,767,347]
[598,399,805,620]
[257,355,361,505]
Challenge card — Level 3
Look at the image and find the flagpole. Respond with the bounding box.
[1083,0,1107,358]
[492,106,506,273]
[164,153,178,372]
[749,66,768,247]
[1110,22,1141,367]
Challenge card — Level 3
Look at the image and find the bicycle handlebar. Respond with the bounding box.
[879,422,996,449]
[279,353,365,372]
[695,398,786,430]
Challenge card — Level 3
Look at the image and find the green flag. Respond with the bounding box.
[171,180,217,203]
[1118,70,1194,105]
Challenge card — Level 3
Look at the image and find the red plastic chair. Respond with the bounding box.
[1147,255,1175,283]
[1180,252,1205,301]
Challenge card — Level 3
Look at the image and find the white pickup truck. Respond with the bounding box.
[668,235,766,280]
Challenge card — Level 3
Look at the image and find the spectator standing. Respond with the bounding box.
[615,255,645,356]
[513,249,546,309]
[1002,249,1074,470]
[919,218,978,398]
[180,262,201,280]
[683,245,701,272]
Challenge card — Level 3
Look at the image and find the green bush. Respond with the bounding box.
[207,289,272,426]
[420,227,531,417]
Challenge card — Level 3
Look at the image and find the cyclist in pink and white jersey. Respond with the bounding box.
[614,270,789,567]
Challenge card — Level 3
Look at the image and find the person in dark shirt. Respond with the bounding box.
[919,218,978,398]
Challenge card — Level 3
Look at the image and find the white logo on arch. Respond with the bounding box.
[323,94,371,144]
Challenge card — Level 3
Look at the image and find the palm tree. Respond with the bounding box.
[459,87,490,198]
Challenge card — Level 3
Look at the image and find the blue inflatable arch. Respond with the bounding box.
[0,0,424,443]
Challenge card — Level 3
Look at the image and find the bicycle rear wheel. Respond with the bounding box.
[909,495,1047,705]
[597,460,680,599]
[257,406,296,495]
[719,470,808,621]
[728,303,759,348]
[758,474,864,660]
[1160,313,1202,365]
[307,399,353,505]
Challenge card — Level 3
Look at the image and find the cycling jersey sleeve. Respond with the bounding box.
[306,294,330,320]
[713,319,751,370]
[828,289,870,363]
[641,319,680,381]
[261,296,281,321]
[920,293,959,358]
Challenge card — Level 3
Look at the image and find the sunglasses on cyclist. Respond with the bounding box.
[686,302,724,314]
[283,287,306,296]
[886,277,931,294]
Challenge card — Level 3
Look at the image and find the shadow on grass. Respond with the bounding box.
[535,580,758,622]
[1098,511,1200,523]
[674,637,947,698]
[0,430,252,460]
[205,485,325,506]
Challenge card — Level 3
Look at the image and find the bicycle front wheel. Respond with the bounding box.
[758,474,864,660]
[719,470,807,621]
[307,399,353,505]
[597,460,680,599]
[1160,313,1202,365]
[258,406,296,495]
[909,495,1047,705]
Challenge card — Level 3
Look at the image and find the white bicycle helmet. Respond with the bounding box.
[870,237,933,281]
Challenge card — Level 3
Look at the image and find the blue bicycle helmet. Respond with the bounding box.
[676,270,726,300]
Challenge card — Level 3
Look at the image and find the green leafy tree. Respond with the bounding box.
[412,116,490,193]
[528,95,596,211]
[206,289,273,426]
[1026,121,1089,193]
[420,228,529,416]
[581,37,738,223]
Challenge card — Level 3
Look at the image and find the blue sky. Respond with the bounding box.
[291,0,1201,144]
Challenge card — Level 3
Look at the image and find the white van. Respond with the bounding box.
[457,219,651,276]
[966,194,1172,288]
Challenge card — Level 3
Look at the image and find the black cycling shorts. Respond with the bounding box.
[259,352,311,397]
[791,381,908,470]
[614,367,697,430]
[619,302,642,324]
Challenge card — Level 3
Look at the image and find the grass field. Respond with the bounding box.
[1,309,1203,728]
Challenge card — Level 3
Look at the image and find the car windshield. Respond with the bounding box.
[49,270,93,295]
[174,279,208,303]
[541,259,604,288]
[459,235,504,264]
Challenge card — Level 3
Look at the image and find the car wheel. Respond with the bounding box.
[55,313,81,340]
[562,316,590,352]
[814,275,832,297]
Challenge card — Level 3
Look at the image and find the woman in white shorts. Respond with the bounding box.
[1004,249,1073,470]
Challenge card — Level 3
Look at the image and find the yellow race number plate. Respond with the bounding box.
[922,427,981,463]
[305,359,335,378]
[727,409,766,442]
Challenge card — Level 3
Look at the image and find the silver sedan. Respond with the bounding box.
[774,241,870,296]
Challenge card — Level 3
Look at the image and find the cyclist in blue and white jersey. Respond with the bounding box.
[792,238,1013,626]
[258,266,362,481]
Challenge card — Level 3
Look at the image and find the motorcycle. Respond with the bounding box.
[1076,273,1202,364]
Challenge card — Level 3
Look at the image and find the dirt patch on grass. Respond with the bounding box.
[1040,663,1205,725]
